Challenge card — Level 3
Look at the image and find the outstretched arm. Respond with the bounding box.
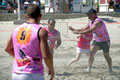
[71,20,102,34]
[39,28,54,80]
[4,34,14,57]
[69,23,90,34]
[77,20,102,34]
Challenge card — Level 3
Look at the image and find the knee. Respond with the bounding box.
[89,53,94,57]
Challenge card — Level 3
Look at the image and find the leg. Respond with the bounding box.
[85,53,89,57]
[71,5,73,12]
[113,6,115,12]
[88,45,99,70]
[16,8,18,13]
[69,7,71,13]
[56,6,59,13]
[66,52,81,67]
[53,8,55,13]
[108,7,109,12]
[45,49,53,75]
[103,52,112,72]
[59,6,61,13]
[48,8,50,13]
[101,40,112,72]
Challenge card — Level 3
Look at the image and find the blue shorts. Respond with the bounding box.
[12,73,45,80]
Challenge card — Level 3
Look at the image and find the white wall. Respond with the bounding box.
[40,0,45,4]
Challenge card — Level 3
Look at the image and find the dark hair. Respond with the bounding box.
[48,19,56,24]
[86,8,97,14]
[26,4,41,19]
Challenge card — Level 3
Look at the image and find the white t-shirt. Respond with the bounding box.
[24,1,30,5]
[33,1,40,6]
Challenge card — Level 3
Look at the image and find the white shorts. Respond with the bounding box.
[12,73,45,80]
[76,47,90,54]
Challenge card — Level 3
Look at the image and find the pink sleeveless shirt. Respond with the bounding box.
[44,27,59,49]
[89,17,110,42]
[77,33,93,49]
[50,2,54,8]
[12,23,43,75]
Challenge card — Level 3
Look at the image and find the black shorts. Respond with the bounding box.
[92,40,110,53]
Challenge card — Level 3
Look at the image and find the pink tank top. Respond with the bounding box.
[50,2,54,8]
[89,17,110,42]
[12,23,43,75]
[77,33,93,49]
[44,27,59,49]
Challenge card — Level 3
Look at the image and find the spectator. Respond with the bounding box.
[68,0,73,13]
[7,1,14,13]
[24,0,30,13]
[56,0,60,13]
[48,0,55,13]
[95,1,99,13]
[65,0,69,13]
[108,0,115,12]
[1,1,7,10]
[32,0,41,8]
[13,0,18,13]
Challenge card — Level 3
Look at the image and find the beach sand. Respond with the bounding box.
[0,16,120,80]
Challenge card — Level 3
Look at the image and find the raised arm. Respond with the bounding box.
[39,28,54,80]
[4,34,14,57]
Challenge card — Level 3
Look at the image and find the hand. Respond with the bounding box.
[75,38,80,42]
[69,26,75,31]
[76,35,80,38]
[54,44,58,49]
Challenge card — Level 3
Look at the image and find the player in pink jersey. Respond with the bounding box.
[44,19,61,76]
[69,8,112,73]
[5,4,54,80]
[44,19,61,56]
[67,33,93,67]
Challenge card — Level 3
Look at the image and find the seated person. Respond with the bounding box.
[108,0,115,12]
[13,1,18,13]
[1,1,7,10]
[32,0,41,8]
[24,0,30,13]
[6,2,13,13]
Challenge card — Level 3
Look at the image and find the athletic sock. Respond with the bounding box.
[109,68,112,73]
[87,67,91,72]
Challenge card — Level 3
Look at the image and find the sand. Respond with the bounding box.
[0,16,120,80]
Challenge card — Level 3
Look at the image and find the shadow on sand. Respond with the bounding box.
[101,18,117,23]
[56,72,73,76]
